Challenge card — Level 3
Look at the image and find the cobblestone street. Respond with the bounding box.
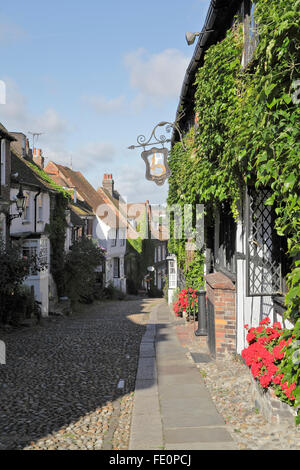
[0,298,157,450]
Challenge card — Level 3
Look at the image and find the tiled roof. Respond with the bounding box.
[70,201,93,217]
[11,152,55,192]
[47,163,106,212]
[0,123,17,141]
[46,162,138,232]
[69,205,85,226]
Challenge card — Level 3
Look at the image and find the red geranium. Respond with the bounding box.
[241,319,295,403]
[173,288,198,318]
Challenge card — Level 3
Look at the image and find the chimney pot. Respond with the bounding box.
[33,148,44,169]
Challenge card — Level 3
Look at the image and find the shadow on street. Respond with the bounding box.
[0,297,161,450]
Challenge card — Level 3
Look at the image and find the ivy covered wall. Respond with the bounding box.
[168,0,300,320]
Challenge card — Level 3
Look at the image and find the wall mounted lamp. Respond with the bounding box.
[185,32,200,45]
[7,184,26,225]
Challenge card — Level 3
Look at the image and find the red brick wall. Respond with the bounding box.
[205,272,236,359]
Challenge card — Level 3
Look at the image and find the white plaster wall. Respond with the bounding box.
[10,188,50,234]
[93,218,126,292]
[24,271,49,317]
[9,189,51,317]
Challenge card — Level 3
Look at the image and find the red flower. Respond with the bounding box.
[259,317,271,326]
[246,332,257,344]
[272,374,283,385]
[259,375,271,388]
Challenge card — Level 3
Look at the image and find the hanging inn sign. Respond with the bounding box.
[128,121,186,186]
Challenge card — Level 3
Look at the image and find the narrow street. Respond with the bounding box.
[0,298,157,450]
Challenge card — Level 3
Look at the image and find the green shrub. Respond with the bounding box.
[0,242,32,324]
[64,237,104,306]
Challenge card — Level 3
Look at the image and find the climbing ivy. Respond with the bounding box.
[168,0,300,320]
[48,192,69,296]
[27,161,71,198]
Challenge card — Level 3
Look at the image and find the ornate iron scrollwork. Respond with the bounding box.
[128,120,186,151]
[128,120,185,186]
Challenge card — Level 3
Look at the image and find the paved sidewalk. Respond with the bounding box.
[129,299,238,450]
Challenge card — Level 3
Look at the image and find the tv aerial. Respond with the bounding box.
[28,131,44,151]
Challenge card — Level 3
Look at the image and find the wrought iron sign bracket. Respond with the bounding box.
[128,120,186,152]
[128,120,186,186]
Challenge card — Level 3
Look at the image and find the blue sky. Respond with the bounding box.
[0,0,211,203]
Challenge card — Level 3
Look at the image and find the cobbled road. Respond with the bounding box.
[0,298,157,450]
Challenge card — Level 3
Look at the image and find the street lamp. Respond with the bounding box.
[8,184,26,225]
[185,32,200,45]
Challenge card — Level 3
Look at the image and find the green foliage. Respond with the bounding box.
[26,160,71,297]
[126,208,155,289]
[102,282,126,300]
[168,0,300,319]
[0,242,31,296]
[273,319,300,423]
[48,192,69,296]
[0,242,33,323]
[127,237,142,254]
[64,237,105,305]
[228,0,300,319]
[185,251,205,290]
[27,161,71,199]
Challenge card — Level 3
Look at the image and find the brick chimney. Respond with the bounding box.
[102,173,114,196]
[33,148,44,169]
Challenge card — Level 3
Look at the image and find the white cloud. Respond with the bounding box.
[1,79,68,137]
[113,161,168,204]
[0,18,28,45]
[0,78,28,125]
[34,108,69,135]
[0,79,117,177]
[124,48,189,106]
[82,94,125,114]
[78,141,116,169]
[42,141,116,175]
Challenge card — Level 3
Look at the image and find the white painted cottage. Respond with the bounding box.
[45,164,129,293]
[9,142,54,316]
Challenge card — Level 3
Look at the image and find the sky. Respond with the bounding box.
[0,0,211,204]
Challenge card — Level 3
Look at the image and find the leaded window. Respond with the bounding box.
[246,187,282,296]
[214,203,236,280]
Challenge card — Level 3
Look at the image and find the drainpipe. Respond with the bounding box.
[34,188,41,233]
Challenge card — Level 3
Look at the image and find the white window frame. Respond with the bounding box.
[22,239,38,276]
[111,228,117,247]
[169,260,177,289]
[158,245,161,262]
[22,237,49,277]
[23,192,31,221]
[37,193,43,222]
[113,257,120,278]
